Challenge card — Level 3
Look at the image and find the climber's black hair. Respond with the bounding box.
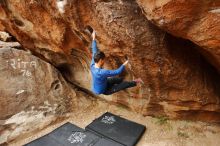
[94,51,105,63]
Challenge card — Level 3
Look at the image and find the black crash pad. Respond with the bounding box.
[25,122,123,146]
[85,112,146,146]
[94,138,124,146]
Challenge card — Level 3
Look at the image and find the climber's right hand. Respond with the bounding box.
[123,60,129,66]
[92,30,96,40]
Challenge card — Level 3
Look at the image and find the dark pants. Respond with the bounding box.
[103,77,137,95]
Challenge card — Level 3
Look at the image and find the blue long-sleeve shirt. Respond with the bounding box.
[90,40,125,94]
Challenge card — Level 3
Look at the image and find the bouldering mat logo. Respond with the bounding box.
[101,115,116,124]
[67,132,86,144]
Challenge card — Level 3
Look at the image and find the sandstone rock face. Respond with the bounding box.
[136,0,220,72]
[0,47,76,119]
[0,0,220,122]
[0,22,4,31]
[0,45,78,143]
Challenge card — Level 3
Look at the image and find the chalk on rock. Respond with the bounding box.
[56,0,67,14]
[0,31,11,42]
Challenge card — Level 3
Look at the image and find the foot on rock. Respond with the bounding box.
[133,78,144,84]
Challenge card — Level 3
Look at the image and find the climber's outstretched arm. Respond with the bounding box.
[100,60,128,77]
[100,65,125,77]
[92,40,98,58]
[91,31,99,65]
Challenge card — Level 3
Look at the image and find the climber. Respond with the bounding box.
[90,30,143,95]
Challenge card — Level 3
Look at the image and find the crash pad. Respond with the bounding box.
[25,122,123,146]
[85,112,146,146]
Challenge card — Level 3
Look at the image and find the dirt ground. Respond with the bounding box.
[7,99,220,146]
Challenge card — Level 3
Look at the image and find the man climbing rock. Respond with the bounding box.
[90,30,143,95]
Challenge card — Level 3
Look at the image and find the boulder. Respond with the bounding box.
[0,0,219,122]
[0,47,76,120]
[136,0,220,72]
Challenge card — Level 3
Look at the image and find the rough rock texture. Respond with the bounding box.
[137,0,220,72]
[0,0,220,122]
[0,21,4,30]
[0,45,79,144]
[0,47,76,119]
